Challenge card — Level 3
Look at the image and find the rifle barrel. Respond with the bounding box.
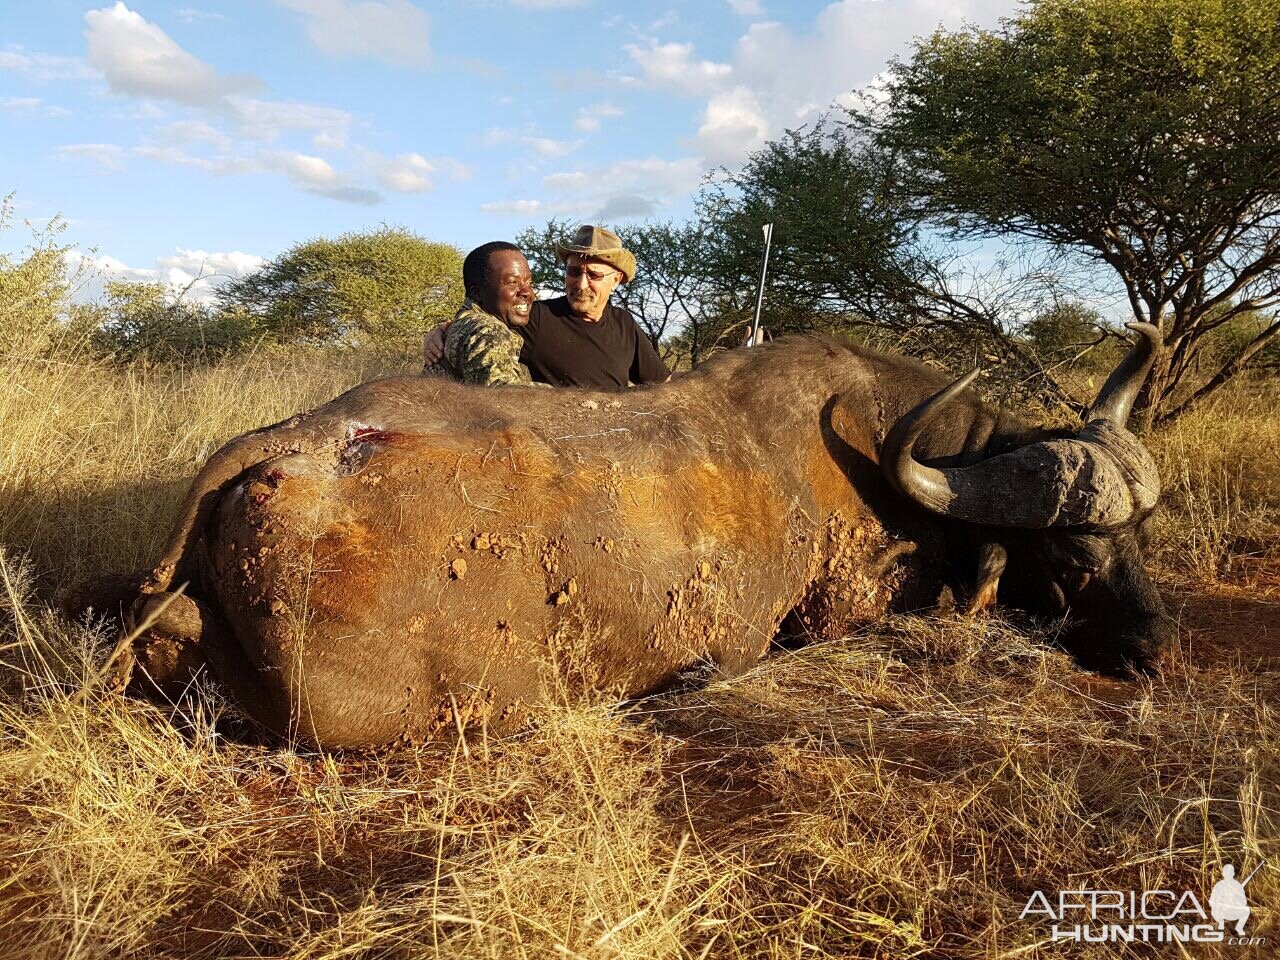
[750,223,773,347]
[1241,859,1267,887]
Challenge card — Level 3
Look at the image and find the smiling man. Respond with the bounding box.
[438,241,547,387]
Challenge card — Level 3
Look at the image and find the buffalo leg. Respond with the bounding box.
[61,570,149,627]
[965,541,1008,616]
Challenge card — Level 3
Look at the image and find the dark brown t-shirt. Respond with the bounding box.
[519,297,670,389]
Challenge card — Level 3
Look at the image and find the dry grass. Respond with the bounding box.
[1144,380,1280,591]
[0,349,1277,958]
[0,345,404,591]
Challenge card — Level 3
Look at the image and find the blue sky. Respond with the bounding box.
[2,0,1016,300]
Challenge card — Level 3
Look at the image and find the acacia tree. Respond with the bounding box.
[869,0,1280,423]
[697,122,1091,409]
[0,193,80,358]
[218,226,463,346]
[84,281,264,362]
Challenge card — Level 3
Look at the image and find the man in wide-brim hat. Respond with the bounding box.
[514,224,668,389]
[556,224,636,295]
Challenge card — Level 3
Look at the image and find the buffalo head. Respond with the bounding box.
[881,323,1173,675]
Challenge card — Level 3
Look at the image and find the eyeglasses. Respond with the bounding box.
[566,264,619,284]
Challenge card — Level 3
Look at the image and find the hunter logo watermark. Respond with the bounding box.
[1020,861,1268,946]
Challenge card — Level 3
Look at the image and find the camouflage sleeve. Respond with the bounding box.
[446,318,548,388]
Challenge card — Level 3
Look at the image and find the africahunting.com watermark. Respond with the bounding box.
[1020,861,1268,946]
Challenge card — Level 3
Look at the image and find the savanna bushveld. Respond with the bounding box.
[3,0,1280,957]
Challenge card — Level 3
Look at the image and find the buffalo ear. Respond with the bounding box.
[965,541,1008,616]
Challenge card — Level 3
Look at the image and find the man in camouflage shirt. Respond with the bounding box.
[444,299,539,387]
[435,242,548,388]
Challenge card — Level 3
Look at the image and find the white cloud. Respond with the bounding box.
[376,152,434,192]
[596,194,659,219]
[541,170,590,192]
[574,101,623,133]
[534,156,704,221]
[314,128,346,150]
[480,198,593,217]
[275,0,431,67]
[280,151,339,186]
[481,127,582,158]
[132,140,401,204]
[66,247,265,305]
[227,97,352,143]
[158,119,233,151]
[114,101,169,120]
[76,5,376,203]
[175,8,225,23]
[273,150,383,204]
[0,97,42,112]
[0,45,95,82]
[157,248,266,299]
[66,250,158,288]
[695,85,769,163]
[726,1,1017,133]
[727,0,764,16]
[480,199,542,215]
[82,5,353,150]
[132,121,250,173]
[369,151,471,192]
[481,126,515,147]
[85,2,260,107]
[57,143,126,170]
[133,144,261,176]
[133,144,219,171]
[639,0,1018,167]
[434,157,473,181]
[544,156,703,196]
[625,40,730,96]
[523,136,583,158]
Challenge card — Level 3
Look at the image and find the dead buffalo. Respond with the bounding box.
[80,326,1171,748]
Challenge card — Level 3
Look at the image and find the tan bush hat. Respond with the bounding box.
[554,225,636,283]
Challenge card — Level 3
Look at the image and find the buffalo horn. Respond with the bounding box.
[881,368,984,517]
[881,371,1157,530]
[1086,322,1162,428]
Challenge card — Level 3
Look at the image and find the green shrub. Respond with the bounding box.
[86,281,265,363]
[217,226,464,347]
[0,193,83,359]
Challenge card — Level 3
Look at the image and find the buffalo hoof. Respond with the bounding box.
[1122,648,1164,678]
[126,593,214,702]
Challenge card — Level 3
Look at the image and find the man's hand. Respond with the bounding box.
[423,323,449,368]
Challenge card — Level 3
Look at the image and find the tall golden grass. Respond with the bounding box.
[1147,380,1280,590]
[0,348,1276,958]
[0,344,403,591]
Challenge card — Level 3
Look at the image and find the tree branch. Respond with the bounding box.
[1156,317,1280,424]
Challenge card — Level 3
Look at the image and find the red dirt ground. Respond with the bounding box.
[1170,582,1280,672]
